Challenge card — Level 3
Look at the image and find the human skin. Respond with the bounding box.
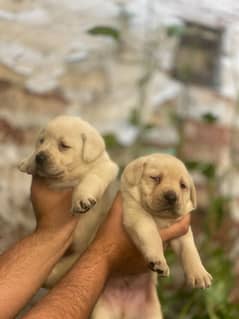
[0,177,190,319]
[0,178,78,319]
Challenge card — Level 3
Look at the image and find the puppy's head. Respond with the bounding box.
[122,153,196,218]
[18,115,105,180]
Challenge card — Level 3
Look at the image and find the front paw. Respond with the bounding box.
[17,154,35,174]
[71,196,96,214]
[185,266,213,289]
[18,159,31,173]
[149,259,170,277]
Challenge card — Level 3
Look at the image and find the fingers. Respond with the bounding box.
[160,213,191,242]
[31,176,72,202]
[179,213,191,235]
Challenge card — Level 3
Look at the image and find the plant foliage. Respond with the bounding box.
[88,26,120,41]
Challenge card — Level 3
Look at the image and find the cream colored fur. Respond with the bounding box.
[18,115,118,286]
[121,153,212,287]
[92,273,162,319]
[19,128,212,319]
[92,154,212,319]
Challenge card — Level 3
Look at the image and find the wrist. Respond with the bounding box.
[34,219,77,252]
[35,217,78,235]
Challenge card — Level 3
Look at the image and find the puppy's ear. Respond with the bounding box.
[186,175,197,212]
[190,178,197,209]
[123,157,146,186]
[81,132,105,163]
[18,152,36,175]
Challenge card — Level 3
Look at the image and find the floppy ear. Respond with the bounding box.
[190,177,197,210]
[123,157,146,187]
[18,152,36,175]
[81,132,105,163]
[185,175,197,212]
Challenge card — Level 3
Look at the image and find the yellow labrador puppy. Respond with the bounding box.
[91,153,212,319]
[121,153,212,286]
[18,115,118,286]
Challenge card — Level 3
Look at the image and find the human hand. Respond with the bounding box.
[92,192,191,277]
[31,176,78,234]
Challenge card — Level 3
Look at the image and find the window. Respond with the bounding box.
[171,22,223,87]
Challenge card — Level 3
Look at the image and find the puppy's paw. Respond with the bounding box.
[71,196,96,214]
[18,159,30,173]
[18,156,35,174]
[149,260,170,277]
[185,266,213,289]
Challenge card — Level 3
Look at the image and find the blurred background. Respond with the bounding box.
[0,0,239,318]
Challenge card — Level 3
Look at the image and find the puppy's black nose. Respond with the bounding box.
[164,191,177,204]
[35,152,47,165]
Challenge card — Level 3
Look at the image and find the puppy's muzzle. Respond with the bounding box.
[163,190,177,205]
[35,152,48,166]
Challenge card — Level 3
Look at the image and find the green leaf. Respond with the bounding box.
[185,160,201,170]
[210,196,230,226]
[143,123,154,130]
[103,133,121,149]
[202,113,218,124]
[128,108,140,126]
[167,25,185,37]
[87,26,120,41]
[185,161,216,180]
[201,163,216,179]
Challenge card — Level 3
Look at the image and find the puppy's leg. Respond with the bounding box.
[128,276,163,319]
[171,227,212,288]
[91,298,119,319]
[123,206,169,277]
[147,300,163,319]
[72,161,118,214]
[148,274,163,319]
[126,292,163,319]
[141,289,163,319]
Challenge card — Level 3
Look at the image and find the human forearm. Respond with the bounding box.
[22,194,191,319]
[0,221,76,319]
[23,214,191,319]
[23,240,110,319]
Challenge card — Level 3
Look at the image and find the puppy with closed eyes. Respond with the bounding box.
[121,153,212,287]
[91,153,212,319]
[18,115,118,286]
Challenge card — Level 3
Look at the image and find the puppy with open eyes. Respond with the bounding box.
[18,115,119,286]
[92,153,212,319]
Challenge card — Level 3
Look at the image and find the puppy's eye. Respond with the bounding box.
[39,137,44,144]
[180,181,187,189]
[59,141,71,150]
[150,175,162,184]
